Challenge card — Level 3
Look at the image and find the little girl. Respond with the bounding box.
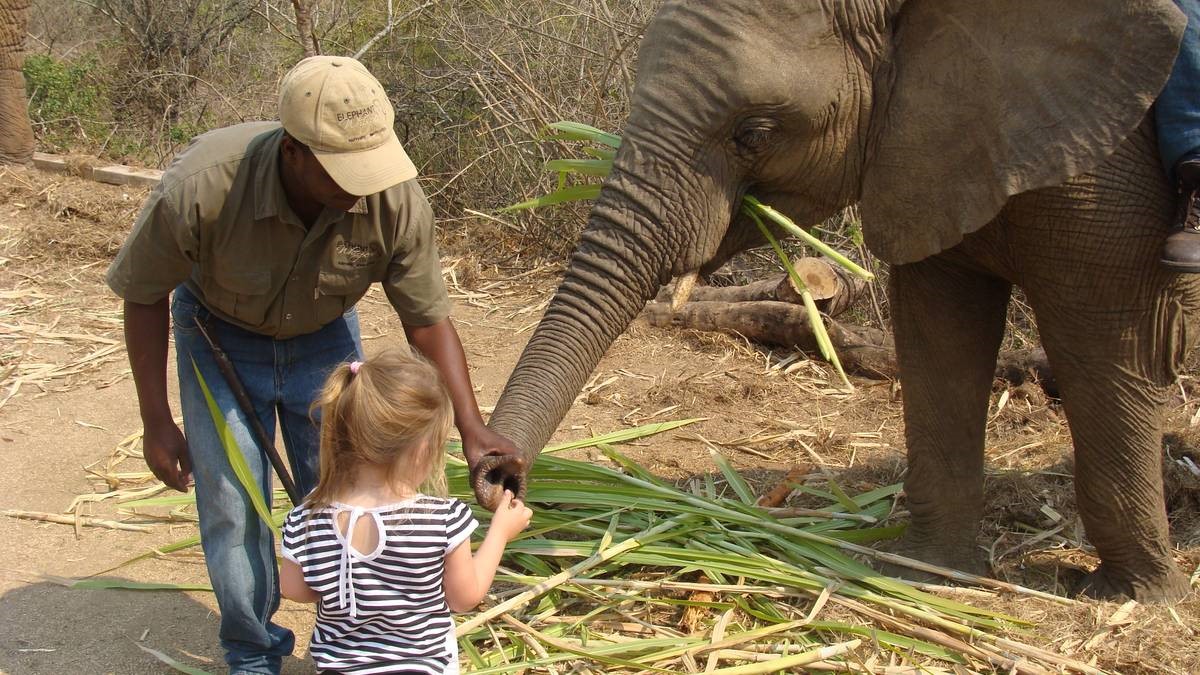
[279,348,532,674]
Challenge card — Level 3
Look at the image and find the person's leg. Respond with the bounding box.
[1159,0,1200,270]
[172,286,294,674]
[1159,0,1200,175]
[277,307,362,498]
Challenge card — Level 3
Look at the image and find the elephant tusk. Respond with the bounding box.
[670,271,699,312]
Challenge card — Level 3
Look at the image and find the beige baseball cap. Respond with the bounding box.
[279,55,416,196]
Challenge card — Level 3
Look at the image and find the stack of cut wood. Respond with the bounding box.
[646,257,897,379]
[646,257,1054,389]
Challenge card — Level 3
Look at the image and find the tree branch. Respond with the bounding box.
[352,0,439,60]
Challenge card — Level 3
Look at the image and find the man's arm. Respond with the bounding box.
[404,317,518,465]
[125,298,191,491]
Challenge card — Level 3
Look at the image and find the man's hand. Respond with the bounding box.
[143,417,192,491]
[460,423,520,469]
[123,298,190,491]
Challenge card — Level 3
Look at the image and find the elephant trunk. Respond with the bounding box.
[475,168,672,508]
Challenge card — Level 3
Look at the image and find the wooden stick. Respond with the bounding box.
[2,509,151,533]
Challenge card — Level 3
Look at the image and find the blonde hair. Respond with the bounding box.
[306,347,453,507]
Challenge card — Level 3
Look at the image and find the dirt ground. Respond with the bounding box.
[0,166,1198,674]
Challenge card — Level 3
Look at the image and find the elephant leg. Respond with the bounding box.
[888,253,1012,577]
[1031,301,1190,602]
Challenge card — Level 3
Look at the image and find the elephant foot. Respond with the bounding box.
[1072,564,1192,603]
[877,537,990,585]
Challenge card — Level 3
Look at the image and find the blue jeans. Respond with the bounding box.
[1159,0,1200,177]
[172,285,362,674]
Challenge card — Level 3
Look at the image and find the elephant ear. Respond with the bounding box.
[861,0,1185,265]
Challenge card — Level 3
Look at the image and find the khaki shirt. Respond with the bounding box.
[106,122,451,339]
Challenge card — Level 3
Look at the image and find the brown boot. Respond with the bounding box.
[1161,157,1200,273]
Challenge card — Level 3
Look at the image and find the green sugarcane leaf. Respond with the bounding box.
[826,480,861,513]
[544,121,623,148]
[747,206,852,389]
[545,158,613,177]
[191,358,279,536]
[807,622,963,661]
[501,184,602,211]
[820,524,907,543]
[709,447,756,505]
[853,482,903,507]
[582,146,616,161]
[458,636,486,670]
[599,443,670,486]
[744,195,874,281]
[543,418,704,454]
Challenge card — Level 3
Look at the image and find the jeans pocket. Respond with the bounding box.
[171,290,209,338]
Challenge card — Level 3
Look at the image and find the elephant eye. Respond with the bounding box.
[733,118,776,154]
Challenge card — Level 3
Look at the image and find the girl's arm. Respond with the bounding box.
[443,491,531,613]
[443,527,507,613]
[280,558,320,603]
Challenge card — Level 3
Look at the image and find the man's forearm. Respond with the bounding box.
[124,298,174,425]
[404,318,486,434]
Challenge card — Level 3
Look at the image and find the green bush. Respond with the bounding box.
[22,53,108,151]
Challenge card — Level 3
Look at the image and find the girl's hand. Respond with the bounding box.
[491,490,532,540]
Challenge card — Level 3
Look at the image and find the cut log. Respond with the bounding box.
[795,257,868,318]
[643,300,897,379]
[655,258,867,317]
[644,300,1057,390]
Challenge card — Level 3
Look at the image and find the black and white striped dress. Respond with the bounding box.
[281,496,478,674]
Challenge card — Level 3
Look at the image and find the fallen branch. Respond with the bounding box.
[2,509,151,533]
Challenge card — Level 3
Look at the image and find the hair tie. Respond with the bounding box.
[349,361,363,375]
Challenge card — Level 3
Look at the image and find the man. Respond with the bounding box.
[106,55,516,674]
[1160,0,1200,271]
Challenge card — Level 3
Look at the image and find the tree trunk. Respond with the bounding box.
[290,0,320,58]
[0,0,34,167]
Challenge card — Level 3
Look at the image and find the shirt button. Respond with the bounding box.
[285,313,293,320]
[292,276,298,281]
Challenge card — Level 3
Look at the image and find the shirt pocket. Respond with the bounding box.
[315,268,373,325]
[202,268,272,327]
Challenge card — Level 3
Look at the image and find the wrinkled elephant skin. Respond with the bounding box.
[481,0,1198,602]
[0,0,34,166]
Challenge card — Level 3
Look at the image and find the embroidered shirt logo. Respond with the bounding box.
[333,238,380,269]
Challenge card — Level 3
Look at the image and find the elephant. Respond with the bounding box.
[0,0,34,166]
[468,0,1200,602]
